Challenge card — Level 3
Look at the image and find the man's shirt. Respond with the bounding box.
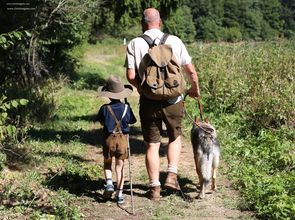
[125,28,192,74]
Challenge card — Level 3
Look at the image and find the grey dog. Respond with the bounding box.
[191,121,220,199]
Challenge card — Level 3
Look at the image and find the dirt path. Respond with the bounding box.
[75,91,256,220]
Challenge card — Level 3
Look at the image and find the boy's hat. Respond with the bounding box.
[98,75,133,99]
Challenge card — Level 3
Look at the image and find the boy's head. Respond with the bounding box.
[98,75,133,100]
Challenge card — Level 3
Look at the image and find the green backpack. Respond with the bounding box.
[138,33,186,101]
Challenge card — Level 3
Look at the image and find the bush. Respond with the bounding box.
[163,6,196,43]
[190,40,295,130]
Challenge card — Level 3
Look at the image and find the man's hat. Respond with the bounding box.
[98,75,133,99]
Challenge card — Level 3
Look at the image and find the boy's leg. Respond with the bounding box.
[115,158,125,204]
[115,158,125,190]
[103,157,114,198]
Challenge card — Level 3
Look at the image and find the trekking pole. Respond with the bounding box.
[124,98,135,215]
[127,134,135,215]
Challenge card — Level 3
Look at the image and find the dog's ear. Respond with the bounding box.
[205,118,209,123]
[194,117,201,124]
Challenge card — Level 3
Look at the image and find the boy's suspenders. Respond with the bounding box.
[106,105,128,134]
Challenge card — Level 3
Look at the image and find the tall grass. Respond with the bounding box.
[184,40,295,219]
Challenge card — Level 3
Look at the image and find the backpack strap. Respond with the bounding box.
[160,33,169,44]
[141,34,154,48]
[141,33,170,47]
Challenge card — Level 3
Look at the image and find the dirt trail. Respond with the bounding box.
[77,91,256,220]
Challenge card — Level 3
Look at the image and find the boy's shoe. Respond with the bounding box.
[103,184,114,198]
[116,195,124,204]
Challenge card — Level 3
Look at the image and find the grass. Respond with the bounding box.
[1,39,294,219]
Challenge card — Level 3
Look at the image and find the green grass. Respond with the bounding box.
[1,39,294,219]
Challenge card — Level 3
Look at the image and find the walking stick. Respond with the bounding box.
[124,98,135,214]
[127,134,135,214]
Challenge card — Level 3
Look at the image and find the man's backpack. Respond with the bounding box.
[138,33,186,101]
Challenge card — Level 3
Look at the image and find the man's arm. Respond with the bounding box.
[126,68,139,89]
[183,63,200,98]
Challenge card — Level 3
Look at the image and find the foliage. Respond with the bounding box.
[0,96,28,142]
[0,0,100,87]
[220,125,295,219]
[188,0,286,41]
[91,0,183,40]
[189,40,295,130]
[163,6,196,43]
[183,40,295,219]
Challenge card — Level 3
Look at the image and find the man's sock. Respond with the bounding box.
[167,165,178,174]
[149,180,161,187]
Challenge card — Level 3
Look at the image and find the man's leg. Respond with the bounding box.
[165,135,182,190]
[146,142,161,185]
[145,141,161,201]
[167,135,182,169]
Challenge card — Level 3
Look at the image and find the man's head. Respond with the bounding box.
[142,8,161,31]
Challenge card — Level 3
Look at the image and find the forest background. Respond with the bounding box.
[0,0,294,219]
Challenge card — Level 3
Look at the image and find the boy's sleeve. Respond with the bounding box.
[96,106,105,124]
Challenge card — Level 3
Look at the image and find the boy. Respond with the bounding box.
[96,75,136,204]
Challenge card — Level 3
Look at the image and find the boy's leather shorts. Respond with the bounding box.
[139,96,184,143]
[103,133,128,160]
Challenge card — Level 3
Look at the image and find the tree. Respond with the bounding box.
[0,0,99,87]
[92,0,183,39]
[281,0,295,38]
[163,6,196,43]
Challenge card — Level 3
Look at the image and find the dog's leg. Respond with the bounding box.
[195,157,205,199]
[198,182,205,199]
[195,156,202,189]
[211,166,217,191]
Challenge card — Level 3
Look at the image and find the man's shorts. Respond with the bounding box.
[139,96,184,143]
[103,133,128,160]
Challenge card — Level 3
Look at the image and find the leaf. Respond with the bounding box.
[19,99,29,105]
[12,100,18,108]
[1,112,8,119]
[13,32,22,40]
[6,125,16,136]
[0,36,7,44]
[24,30,31,37]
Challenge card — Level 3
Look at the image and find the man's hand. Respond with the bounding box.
[186,87,200,98]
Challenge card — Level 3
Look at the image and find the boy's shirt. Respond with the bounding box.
[97,101,136,134]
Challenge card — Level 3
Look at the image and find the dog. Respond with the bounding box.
[191,121,220,199]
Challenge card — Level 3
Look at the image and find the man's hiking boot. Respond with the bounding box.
[103,184,114,198]
[164,172,180,191]
[146,186,161,201]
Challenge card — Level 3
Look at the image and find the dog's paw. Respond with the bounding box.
[197,193,205,199]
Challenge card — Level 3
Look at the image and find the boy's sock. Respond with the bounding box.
[116,189,123,197]
[106,178,113,186]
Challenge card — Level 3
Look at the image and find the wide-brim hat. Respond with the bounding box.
[97,75,133,99]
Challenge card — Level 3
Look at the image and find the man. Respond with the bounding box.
[125,8,200,201]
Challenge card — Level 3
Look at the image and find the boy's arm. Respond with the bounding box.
[96,106,105,124]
